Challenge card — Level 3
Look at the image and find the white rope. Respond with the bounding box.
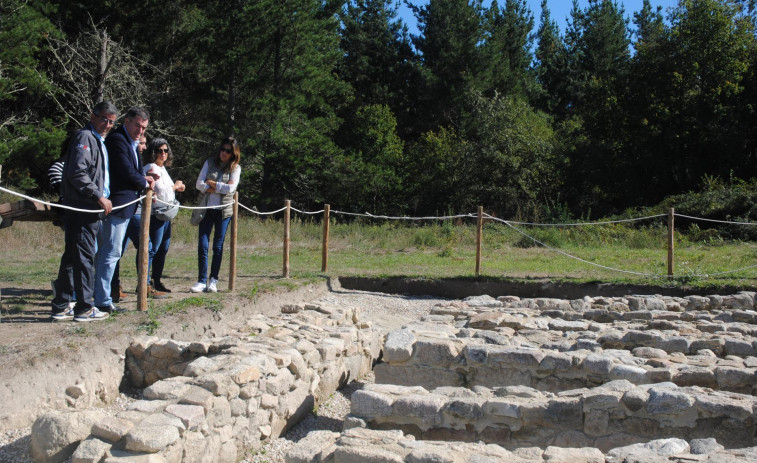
[674,213,757,226]
[484,214,662,278]
[0,185,144,213]
[685,263,757,278]
[506,214,667,227]
[291,206,325,215]
[331,210,476,221]
[153,197,227,210]
[236,202,287,215]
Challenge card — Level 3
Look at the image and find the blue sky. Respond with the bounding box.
[398,0,681,36]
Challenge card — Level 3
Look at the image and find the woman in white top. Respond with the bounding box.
[143,138,185,292]
[190,136,241,293]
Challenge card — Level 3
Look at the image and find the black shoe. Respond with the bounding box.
[98,304,125,314]
[152,280,171,293]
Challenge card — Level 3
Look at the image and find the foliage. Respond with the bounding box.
[0,0,756,225]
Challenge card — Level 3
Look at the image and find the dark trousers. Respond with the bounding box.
[52,211,101,314]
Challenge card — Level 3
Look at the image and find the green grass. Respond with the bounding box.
[2,210,757,294]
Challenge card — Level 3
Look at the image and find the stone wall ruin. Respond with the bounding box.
[29,291,757,463]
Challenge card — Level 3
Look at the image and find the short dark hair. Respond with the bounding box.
[124,106,150,121]
[144,137,173,167]
[92,101,118,117]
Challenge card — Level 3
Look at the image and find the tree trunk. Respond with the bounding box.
[93,29,108,105]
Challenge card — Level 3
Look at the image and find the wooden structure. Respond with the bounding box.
[0,199,58,229]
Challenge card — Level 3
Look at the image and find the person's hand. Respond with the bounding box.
[206,179,217,189]
[227,179,235,185]
[146,175,156,190]
[206,187,217,194]
[98,197,112,215]
[174,180,185,192]
[146,171,160,181]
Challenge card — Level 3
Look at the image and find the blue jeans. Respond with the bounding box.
[94,214,130,307]
[197,209,231,284]
[149,218,171,283]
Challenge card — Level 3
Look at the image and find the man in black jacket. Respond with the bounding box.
[51,101,117,321]
[94,107,155,313]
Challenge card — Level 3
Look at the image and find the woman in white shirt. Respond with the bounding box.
[190,137,241,293]
[144,138,185,292]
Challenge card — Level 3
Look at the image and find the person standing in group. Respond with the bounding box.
[190,137,241,293]
[111,133,148,303]
[142,138,185,292]
[50,101,117,321]
[94,107,156,313]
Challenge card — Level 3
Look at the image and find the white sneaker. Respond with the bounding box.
[190,281,206,293]
[207,278,218,293]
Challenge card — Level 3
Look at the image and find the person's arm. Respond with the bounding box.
[211,165,241,195]
[195,160,210,192]
[66,132,102,202]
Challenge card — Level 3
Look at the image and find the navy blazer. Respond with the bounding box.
[105,125,147,219]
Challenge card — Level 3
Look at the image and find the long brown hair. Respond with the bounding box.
[214,136,240,173]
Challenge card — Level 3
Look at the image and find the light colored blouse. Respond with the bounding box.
[144,163,176,204]
[195,159,241,208]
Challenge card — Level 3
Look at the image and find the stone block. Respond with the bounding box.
[392,395,446,427]
[125,425,180,453]
[165,404,206,429]
[91,416,135,442]
[542,446,604,463]
[383,329,416,363]
[352,390,394,418]
[31,410,107,463]
[72,437,111,463]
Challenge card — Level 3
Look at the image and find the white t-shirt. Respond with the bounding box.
[144,163,175,204]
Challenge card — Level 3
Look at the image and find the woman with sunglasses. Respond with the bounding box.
[190,137,241,293]
[143,138,185,293]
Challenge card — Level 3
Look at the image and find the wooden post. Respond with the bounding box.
[228,192,238,291]
[283,200,290,278]
[475,206,483,276]
[667,207,675,278]
[137,190,152,311]
[321,204,330,272]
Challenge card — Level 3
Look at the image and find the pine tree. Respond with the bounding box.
[480,0,535,100]
[413,0,484,130]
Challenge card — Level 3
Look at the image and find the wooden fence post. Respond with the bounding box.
[283,200,290,278]
[137,190,152,311]
[476,206,483,276]
[668,207,675,278]
[321,204,330,272]
[228,192,238,291]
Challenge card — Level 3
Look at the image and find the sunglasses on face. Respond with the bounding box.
[220,147,233,154]
[156,148,169,153]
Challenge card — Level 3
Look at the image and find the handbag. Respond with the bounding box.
[190,194,209,226]
[153,199,180,222]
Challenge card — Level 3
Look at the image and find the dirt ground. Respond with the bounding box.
[0,275,347,432]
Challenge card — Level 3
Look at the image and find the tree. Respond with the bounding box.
[0,0,63,190]
[561,0,633,214]
[337,0,420,139]
[413,0,483,130]
[238,0,350,209]
[328,104,406,212]
[533,0,567,114]
[631,0,754,197]
[479,0,535,100]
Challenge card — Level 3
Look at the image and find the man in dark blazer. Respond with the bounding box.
[51,101,117,321]
[93,107,155,313]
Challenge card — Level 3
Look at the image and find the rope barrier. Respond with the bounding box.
[506,214,667,227]
[674,213,757,226]
[484,214,662,278]
[331,210,477,221]
[3,183,757,279]
[0,185,144,213]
